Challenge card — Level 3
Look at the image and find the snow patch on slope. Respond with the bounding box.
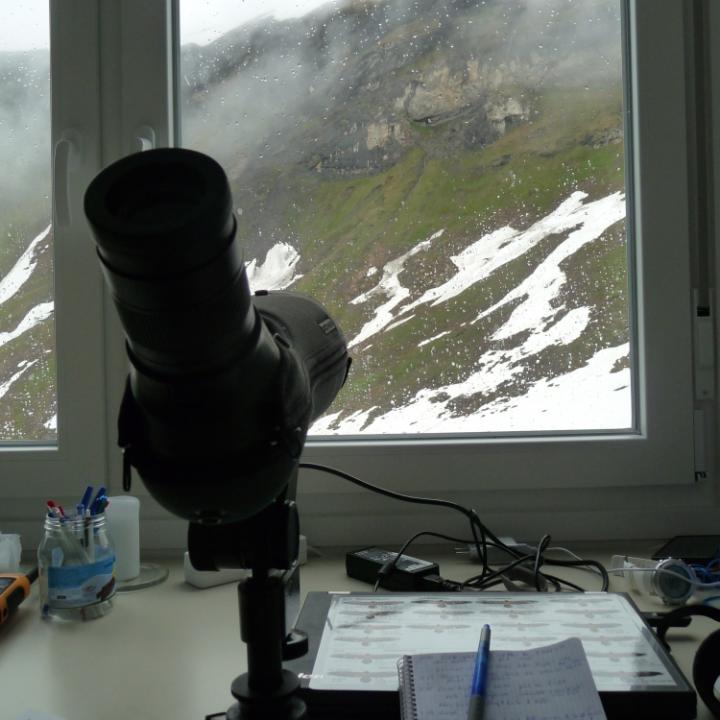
[475,192,625,339]
[312,342,630,434]
[0,302,54,350]
[0,359,38,400]
[0,224,51,306]
[246,242,302,290]
[313,191,629,435]
[348,229,445,348]
[350,192,624,349]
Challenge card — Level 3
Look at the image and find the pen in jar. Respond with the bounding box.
[46,501,90,562]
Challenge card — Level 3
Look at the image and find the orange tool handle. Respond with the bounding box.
[0,573,32,626]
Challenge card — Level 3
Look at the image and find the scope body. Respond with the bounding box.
[84,148,349,524]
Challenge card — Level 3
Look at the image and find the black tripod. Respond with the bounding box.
[190,491,309,720]
[226,565,308,719]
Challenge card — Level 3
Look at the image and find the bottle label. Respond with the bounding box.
[47,554,116,608]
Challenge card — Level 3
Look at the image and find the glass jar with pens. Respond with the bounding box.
[37,494,116,621]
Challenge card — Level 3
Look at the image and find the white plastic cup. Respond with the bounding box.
[105,496,140,581]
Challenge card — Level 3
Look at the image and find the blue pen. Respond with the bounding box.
[467,624,491,720]
[91,496,106,515]
[80,485,94,510]
[90,486,107,514]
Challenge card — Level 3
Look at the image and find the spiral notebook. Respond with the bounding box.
[396,638,607,720]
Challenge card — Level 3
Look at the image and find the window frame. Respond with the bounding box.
[1,0,107,503]
[116,0,709,538]
[299,0,698,493]
[4,0,713,548]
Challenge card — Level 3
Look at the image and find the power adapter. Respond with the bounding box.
[346,547,443,591]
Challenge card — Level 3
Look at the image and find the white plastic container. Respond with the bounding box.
[105,496,140,581]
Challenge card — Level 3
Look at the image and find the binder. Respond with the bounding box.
[285,591,696,720]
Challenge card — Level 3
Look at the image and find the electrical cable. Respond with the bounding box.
[463,548,606,593]
[541,546,609,590]
[546,546,588,562]
[461,551,540,591]
[533,534,552,591]
[691,557,720,583]
[300,462,607,594]
[545,557,610,592]
[299,462,523,583]
[377,531,576,593]
[376,529,567,593]
[542,573,585,593]
[372,531,473,592]
[544,574,564,593]
[299,462,493,574]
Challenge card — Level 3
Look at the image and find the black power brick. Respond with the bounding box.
[346,547,460,592]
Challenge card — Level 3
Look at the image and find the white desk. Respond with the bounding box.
[1,547,716,720]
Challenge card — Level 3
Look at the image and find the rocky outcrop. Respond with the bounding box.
[366,120,410,150]
[581,127,623,149]
[310,54,532,175]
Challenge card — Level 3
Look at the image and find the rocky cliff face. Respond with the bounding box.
[182,0,621,181]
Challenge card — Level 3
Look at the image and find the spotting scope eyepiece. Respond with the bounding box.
[84,148,350,525]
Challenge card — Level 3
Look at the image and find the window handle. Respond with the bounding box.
[53,130,80,228]
[132,125,156,153]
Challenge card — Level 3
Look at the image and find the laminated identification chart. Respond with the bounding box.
[308,593,676,692]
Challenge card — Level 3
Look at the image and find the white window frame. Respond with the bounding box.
[305,0,698,493]
[4,0,715,548]
[1,0,106,511]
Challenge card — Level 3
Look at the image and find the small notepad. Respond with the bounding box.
[397,637,607,720]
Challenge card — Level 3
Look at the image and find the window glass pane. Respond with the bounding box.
[0,2,55,442]
[180,0,630,436]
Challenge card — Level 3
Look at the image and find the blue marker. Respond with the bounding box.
[467,624,491,720]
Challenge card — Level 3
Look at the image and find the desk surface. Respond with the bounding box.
[1,545,716,720]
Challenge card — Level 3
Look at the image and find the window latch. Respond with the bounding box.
[693,289,715,401]
[131,125,156,153]
[53,129,81,228]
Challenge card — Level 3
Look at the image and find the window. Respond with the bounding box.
[0,1,106,502]
[180,0,632,437]
[172,1,698,493]
[4,0,714,547]
[0,3,54,441]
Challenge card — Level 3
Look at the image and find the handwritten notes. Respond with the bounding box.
[400,638,607,720]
